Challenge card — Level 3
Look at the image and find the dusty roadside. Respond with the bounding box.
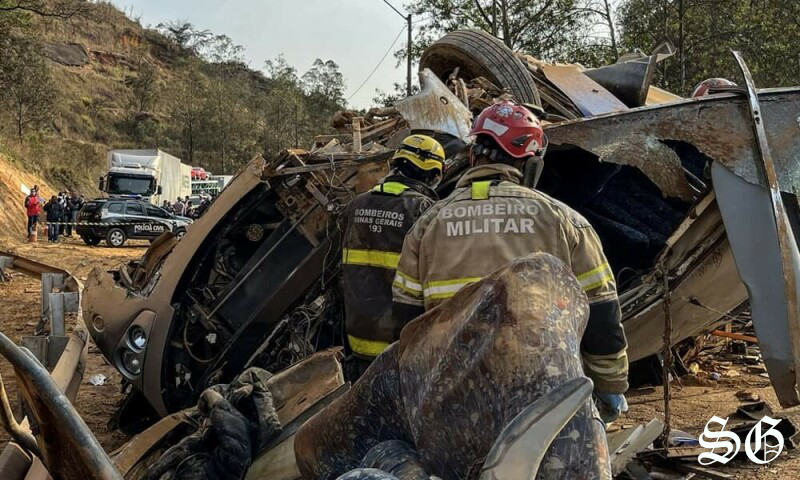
[0,234,145,451]
[0,234,799,478]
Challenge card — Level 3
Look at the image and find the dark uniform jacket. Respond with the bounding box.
[341,175,436,358]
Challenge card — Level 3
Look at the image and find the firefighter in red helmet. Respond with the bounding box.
[692,78,738,97]
[393,100,629,422]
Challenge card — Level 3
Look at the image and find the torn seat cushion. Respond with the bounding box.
[295,253,611,480]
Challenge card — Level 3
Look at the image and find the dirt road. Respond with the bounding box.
[0,234,146,452]
[0,234,799,478]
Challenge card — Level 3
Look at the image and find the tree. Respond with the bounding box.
[0,33,54,137]
[302,59,345,103]
[201,34,246,64]
[170,60,208,163]
[0,0,89,18]
[618,0,800,95]
[302,59,347,131]
[401,0,596,63]
[129,62,161,112]
[157,20,212,55]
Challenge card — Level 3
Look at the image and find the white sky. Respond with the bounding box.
[117,0,413,108]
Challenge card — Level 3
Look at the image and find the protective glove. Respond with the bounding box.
[595,392,628,425]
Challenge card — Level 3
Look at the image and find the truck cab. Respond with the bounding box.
[100,165,161,201]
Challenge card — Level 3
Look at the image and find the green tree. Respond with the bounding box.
[170,60,209,163]
[302,59,346,134]
[128,61,161,112]
[618,0,800,94]
[0,33,54,137]
[402,0,598,63]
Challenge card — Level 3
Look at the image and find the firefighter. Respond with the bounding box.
[392,101,629,422]
[341,133,445,380]
[692,77,738,97]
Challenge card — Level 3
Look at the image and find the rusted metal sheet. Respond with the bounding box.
[394,69,473,139]
[541,65,628,117]
[545,87,800,200]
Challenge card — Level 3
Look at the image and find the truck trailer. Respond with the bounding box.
[100,149,191,205]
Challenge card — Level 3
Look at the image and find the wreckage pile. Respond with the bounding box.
[4,26,800,480]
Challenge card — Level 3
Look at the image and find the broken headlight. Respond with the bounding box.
[120,348,142,376]
[129,325,147,350]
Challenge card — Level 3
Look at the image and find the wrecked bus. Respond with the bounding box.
[3,29,800,480]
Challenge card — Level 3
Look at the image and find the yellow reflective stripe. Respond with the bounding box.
[342,248,400,269]
[423,277,482,300]
[371,181,409,195]
[393,270,423,296]
[576,263,614,291]
[471,181,491,200]
[348,334,390,357]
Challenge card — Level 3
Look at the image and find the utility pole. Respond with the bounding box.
[384,0,413,96]
[406,13,412,96]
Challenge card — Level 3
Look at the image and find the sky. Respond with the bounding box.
[117,0,413,108]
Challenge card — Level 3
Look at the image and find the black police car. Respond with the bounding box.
[77,198,192,247]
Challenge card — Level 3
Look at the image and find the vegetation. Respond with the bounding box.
[2,0,800,195]
[403,0,800,96]
[0,0,346,197]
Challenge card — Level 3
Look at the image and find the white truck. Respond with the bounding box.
[100,149,192,205]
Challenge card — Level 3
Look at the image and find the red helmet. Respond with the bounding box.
[469,101,545,159]
[692,78,737,97]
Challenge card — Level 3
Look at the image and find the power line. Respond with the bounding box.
[382,0,406,19]
[347,24,407,102]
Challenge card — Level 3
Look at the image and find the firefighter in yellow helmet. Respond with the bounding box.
[393,101,629,422]
[340,134,445,380]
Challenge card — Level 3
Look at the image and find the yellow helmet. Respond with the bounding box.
[392,134,445,175]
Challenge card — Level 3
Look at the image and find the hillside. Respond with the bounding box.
[0,1,346,238]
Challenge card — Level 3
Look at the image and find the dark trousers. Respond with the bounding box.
[48,224,59,242]
[65,211,77,236]
[27,215,38,236]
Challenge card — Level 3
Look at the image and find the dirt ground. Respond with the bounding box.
[0,233,146,453]
[1,233,800,478]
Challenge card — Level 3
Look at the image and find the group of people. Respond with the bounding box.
[162,195,211,220]
[24,186,85,243]
[339,100,629,414]
[297,101,632,478]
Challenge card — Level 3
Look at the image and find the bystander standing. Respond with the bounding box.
[43,196,65,243]
[173,197,185,216]
[24,185,42,240]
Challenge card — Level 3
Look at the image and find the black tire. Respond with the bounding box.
[175,228,186,239]
[82,236,100,246]
[420,29,540,106]
[106,228,126,247]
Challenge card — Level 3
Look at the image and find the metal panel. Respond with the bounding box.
[712,161,800,407]
[394,68,473,139]
[541,65,628,117]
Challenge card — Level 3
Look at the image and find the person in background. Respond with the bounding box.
[66,192,81,237]
[185,200,194,219]
[57,192,67,237]
[162,200,174,214]
[24,185,42,239]
[173,197,185,216]
[43,195,65,243]
[194,197,210,218]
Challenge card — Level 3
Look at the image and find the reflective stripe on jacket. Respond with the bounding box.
[393,163,628,393]
[342,175,435,358]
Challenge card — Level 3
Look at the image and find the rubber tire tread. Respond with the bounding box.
[421,30,540,106]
